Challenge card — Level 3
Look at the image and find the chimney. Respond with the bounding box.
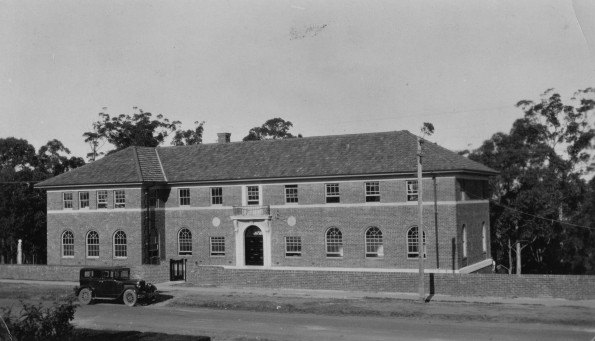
[217,133,231,143]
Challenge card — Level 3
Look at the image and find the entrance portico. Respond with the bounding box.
[231,206,272,267]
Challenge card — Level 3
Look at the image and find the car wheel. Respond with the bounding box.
[78,288,93,305]
[123,289,137,307]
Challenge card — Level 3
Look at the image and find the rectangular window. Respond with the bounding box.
[285,236,302,257]
[114,190,126,209]
[179,188,190,206]
[63,193,73,209]
[211,187,223,205]
[406,180,418,201]
[247,186,259,205]
[79,192,89,209]
[97,190,108,209]
[210,237,225,256]
[285,185,298,204]
[365,182,380,202]
[325,183,340,203]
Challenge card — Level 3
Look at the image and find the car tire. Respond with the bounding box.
[78,288,93,305]
[123,289,137,307]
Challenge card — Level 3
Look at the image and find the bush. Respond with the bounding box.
[1,295,77,341]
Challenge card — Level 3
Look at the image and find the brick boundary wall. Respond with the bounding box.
[1,264,594,300]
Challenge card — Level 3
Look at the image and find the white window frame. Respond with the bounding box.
[365,227,383,258]
[114,190,126,209]
[210,237,225,257]
[462,224,468,258]
[406,180,418,202]
[113,230,127,259]
[325,227,343,257]
[211,187,223,205]
[63,192,73,209]
[285,236,302,257]
[178,228,192,256]
[79,191,90,209]
[97,190,108,209]
[406,226,426,259]
[365,182,380,202]
[285,185,298,204]
[325,183,340,203]
[86,231,99,258]
[482,222,487,253]
[179,188,190,206]
[62,230,74,258]
[245,185,260,206]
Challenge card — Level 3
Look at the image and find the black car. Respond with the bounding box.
[76,267,157,306]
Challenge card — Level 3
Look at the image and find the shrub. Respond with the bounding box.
[0,295,77,341]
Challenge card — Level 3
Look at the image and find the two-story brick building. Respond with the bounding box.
[36,131,497,274]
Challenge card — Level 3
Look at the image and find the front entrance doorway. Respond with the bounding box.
[244,225,264,266]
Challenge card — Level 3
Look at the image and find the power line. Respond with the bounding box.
[490,200,595,231]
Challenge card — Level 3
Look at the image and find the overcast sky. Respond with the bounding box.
[1,0,594,159]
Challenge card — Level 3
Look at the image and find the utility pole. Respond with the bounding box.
[516,224,521,276]
[417,136,425,302]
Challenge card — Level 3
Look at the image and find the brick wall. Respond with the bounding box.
[187,266,595,300]
[2,264,593,300]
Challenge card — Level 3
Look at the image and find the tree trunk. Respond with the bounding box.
[516,224,521,276]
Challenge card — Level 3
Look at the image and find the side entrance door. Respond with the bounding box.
[245,226,264,266]
[170,259,186,281]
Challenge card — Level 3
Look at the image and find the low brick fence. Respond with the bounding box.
[0,264,169,284]
[187,266,595,300]
[1,264,594,300]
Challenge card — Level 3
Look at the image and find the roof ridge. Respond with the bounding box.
[131,146,144,182]
[155,148,168,182]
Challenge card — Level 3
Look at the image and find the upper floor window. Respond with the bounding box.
[62,231,74,257]
[285,185,298,204]
[365,182,380,202]
[86,231,99,258]
[63,193,73,209]
[407,226,426,259]
[211,187,223,205]
[325,184,340,203]
[365,227,383,258]
[179,188,190,206]
[113,230,127,258]
[114,190,126,209]
[210,236,225,256]
[326,227,343,257]
[79,192,89,209]
[285,236,302,257]
[178,228,192,256]
[406,180,418,201]
[97,190,108,209]
[247,186,259,205]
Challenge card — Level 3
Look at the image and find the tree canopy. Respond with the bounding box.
[469,87,595,274]
[243,118,301,141]
[0,138,84,264]
[83,108,204,159]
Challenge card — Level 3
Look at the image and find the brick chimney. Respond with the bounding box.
[217,133,231,143]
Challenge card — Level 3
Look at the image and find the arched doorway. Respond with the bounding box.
[244,225,264,266]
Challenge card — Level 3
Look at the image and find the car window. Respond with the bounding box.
[114,270,130,279]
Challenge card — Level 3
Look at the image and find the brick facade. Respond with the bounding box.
[44,177,492,273]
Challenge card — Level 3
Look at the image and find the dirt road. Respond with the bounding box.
[73,303,594,341]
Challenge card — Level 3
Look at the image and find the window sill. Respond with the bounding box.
[285,255,302,258]
[86,256,99,259]
[61,256,74,259]
[210,255,225,257]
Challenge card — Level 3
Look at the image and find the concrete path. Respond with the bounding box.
[2,278,594,308]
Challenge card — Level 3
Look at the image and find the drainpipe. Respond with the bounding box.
[143,183,156,264]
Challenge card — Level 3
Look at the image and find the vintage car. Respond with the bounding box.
[76,266,157,306]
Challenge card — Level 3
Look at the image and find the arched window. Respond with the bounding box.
[482,222,487,253]
[178,228,192,256]
[114,231,127,258]
[407,226,426,259]
[462,224,468,258]
[62,231,74,257]
[326,227,343,257]
[365,227,383,258]
[86,231,99,258]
